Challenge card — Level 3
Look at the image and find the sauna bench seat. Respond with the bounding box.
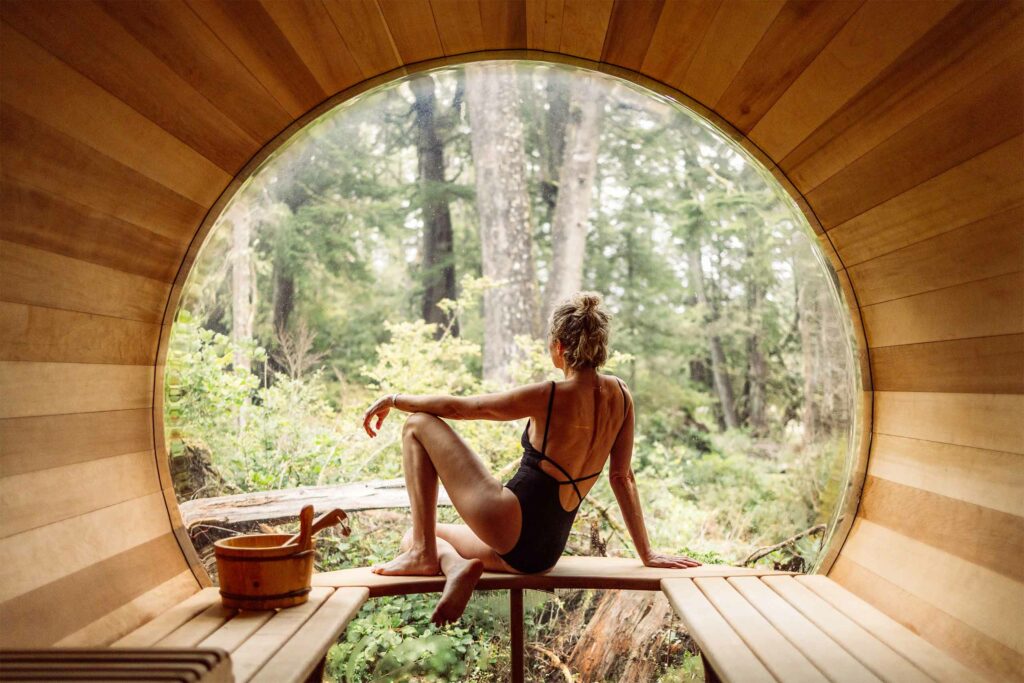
[662,575,983,683]
[110,585,369,683]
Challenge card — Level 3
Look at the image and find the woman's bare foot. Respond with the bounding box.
[371,548,441,576]
[431,557,484,626]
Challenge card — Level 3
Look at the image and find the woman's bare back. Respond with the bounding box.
[525,374,629,511]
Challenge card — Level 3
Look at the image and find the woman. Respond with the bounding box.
[362,292,700,625]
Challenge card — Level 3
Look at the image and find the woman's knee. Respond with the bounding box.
[403,411,437,438]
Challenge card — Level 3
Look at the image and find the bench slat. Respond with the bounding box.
[762,577,931,683]
[229,586,333,683]
[249,587,369,683]
[728,577,881,683]
[159,604,236,648]
[112,588,221,647]
[695,577,827,682]
[199,610,275,653]
[662,578,776,682]
[797,576,985,683]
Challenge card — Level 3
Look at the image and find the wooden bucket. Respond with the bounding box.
[213,534,314,610]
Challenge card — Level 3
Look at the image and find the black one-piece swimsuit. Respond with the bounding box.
[498,380,625,573]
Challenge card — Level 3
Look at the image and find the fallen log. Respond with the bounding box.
[178,478,452,530]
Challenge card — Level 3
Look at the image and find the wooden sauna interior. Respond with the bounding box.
[0,1,1021,680]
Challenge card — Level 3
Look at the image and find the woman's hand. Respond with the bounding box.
[643,551,702,569]
[362,394,395,438]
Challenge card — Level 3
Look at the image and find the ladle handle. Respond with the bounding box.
[284,507,348,547]
[295,505,314,552]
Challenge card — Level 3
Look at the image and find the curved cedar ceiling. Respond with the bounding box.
[0,1,1020,678]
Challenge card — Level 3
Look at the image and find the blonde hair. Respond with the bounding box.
[549,291,611,369]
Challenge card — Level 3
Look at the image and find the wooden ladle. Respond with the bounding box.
[283,507,349,549]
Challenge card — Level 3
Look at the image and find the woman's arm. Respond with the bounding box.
[362,382,549,438]
[609,383,701,568]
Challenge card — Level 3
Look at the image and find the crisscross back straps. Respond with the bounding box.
[539,379,602,504]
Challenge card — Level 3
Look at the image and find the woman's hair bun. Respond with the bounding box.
[549,291,612,369]
[577,292,601,314]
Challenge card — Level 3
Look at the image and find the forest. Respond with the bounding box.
[165,62,858,682]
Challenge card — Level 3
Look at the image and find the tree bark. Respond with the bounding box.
[688,247,739,430]
[567,590,675,682]
[746,282,767,434]
[410,74,458,336]
[465,63,539,383]
[228,202,254,373]
[543,77,605,320]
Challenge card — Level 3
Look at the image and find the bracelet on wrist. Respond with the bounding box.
[391,393,399,408]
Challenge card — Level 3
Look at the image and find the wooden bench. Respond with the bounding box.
[0,648,232,681]
[662,575,984,683]
[110,586,368,683]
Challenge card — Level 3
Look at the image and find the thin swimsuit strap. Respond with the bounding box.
[535,380,603,505]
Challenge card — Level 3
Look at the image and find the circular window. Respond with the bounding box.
[163,58,860,678]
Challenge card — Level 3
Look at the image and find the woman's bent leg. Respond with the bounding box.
[372,413,521,576]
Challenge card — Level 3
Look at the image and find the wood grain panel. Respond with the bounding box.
[828,135,1024,267]
[0,362,153,419]
[808,49,1024,229]
[525,0,563,52]
[182,0,327,119]
[56,570,199,647]
[640,0,720,89]
[1,180,186,283]
[871,334,1023,395]
[321,0,401,78]
[0,241,171,324]
[0,535,192,648]
[0,1,258,173]
[0,491,174,603]
[714,0,863,132]
[479,0,527,50]
[848,205,1024,306]
[600,0,665,71]
[378,0,444,64]
[0,302,160,365]
[0,450,159,538]
[858,475,1024,583]
[0,22,229,207]
[0,408,153,478]
[97,0,296,136]
[840,519,1024,653]
[874,392,1024,455]
[558,0,613,61]
[0,103,207,243]
[259,0,363,94]
[868,433,1023,518]
[430,0,486,55]
[782,0,1024,192]
[862,274,1023,348]
[675,0,783,108]
[830,556,1024,683]
[749,0,957,159]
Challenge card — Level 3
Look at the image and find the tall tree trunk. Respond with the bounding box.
[465,63,539,383]
[543,77,605,320]
[410,74,458,337]
[688,247,739,430]
[746,282,767,434]
[272,264,294,339]
[229,204,253,373]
